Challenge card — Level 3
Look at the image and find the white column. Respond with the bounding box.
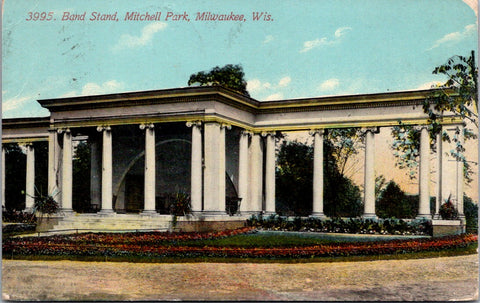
[434,130,442,219]
[310,129,325,217]
[238,130,251,213]
[262,132,276,214]
[249,133,263,213]
[456,124,464,218]
[219,124,230,213]
[141,123,157,214]
[60,129,73,213]
[203,122,226,215]
[187,121,203,214]
[417,125,431,219]
[363,127,378,219]
[2,146,5,208]
[98,126,114,214]
[25,143,35,212]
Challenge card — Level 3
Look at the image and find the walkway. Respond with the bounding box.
[2,254,478,301]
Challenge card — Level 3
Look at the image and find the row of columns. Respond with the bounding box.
[2,123,465,220]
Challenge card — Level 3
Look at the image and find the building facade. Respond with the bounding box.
[1,86,466,228]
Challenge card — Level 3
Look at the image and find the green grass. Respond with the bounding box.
[176,231,428,248]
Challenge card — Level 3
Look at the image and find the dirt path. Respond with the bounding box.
[2,254,478,301]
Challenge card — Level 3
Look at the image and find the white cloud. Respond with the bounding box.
[247,79,271,92]
[278,76,291,87]
[334,27,352,38]
[81,80,125,95]
[57,80,125,97]
[113,22,167,50]
[300,26,352,53]
[3,95,33,112]
[318,78,340,91]
[428,24,476,50]
[265,93,283,101]
[263,35,274,44]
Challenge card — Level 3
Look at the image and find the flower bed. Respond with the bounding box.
[2,227,477,259]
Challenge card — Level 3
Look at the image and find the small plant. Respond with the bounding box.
[439,197,459,220]
[169,191,191,216]
[34,194,60,215]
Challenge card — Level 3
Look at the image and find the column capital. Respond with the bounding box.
[139,123,155,130]
[96,125,111,132]
[413,125,428,132]
[240,130,253,137]
[57,128,71,134]
[186,121,202,128]
[362,126,380,134]
[308,129,324,136]
[261,131,276,137]
[220,123,232,130]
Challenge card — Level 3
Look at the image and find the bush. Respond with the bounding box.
[464,195,478,233]
[439,199,458,220]
[2,209,36,223]
[247,215,432,235]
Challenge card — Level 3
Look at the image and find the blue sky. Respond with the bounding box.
[2,0,478,118]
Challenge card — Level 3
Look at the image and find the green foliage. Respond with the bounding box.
[464,195,478,233]
[439,198,459,220]
[275,139,362,217]
[34,194,59,215]
[275,141,313,216]
[376,181,418,218]
[188,64,250,96]
[246,214,433,236]
[324,128,364,176]
[72,141,92,212]
[391,51,478,182]
[168,191,191,216]
[323,139,363,217]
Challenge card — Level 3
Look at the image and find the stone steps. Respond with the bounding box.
[49,213,173,233]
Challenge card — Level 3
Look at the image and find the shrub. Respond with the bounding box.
[247,215,432,235]
[464,195,478,234]
[439,199,459,220]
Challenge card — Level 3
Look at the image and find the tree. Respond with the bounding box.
[188,64,250,96]
[376,181,417,218]
[275,140,313,216]
[275,140,362,217]
[324,128,364,178]
[391,51,478,182]
[72,141,91,212]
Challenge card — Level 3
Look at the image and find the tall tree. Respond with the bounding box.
[188,64,250,96]
[391,51,478,182]
[275,139,362,217]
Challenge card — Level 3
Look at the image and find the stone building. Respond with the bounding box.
[1,86,466,232]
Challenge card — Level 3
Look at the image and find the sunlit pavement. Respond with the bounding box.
[2,254,478,301]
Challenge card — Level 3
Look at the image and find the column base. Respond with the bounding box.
[201,211,228,216]
[264,211,277,216]
[61,208,74,215]
[310,212,327,219]
[416,214,432,220]
[140,210,158,216]
[98,209,115,216]
[362,214,378,220]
